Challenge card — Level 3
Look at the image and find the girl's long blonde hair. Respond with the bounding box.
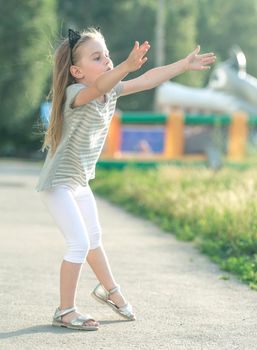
[41,27,104,157]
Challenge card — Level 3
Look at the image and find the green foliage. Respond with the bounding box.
[196,0,257,77]
[91,166,257,289]
[0,0,58,154]
[165,0,204,87]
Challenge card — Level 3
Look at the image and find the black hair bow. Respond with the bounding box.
[68,28,81,50]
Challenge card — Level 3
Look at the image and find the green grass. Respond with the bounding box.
[91,165,257,290]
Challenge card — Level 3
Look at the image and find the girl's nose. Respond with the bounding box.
[105,56,111,64]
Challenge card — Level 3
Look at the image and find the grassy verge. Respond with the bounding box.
[91,165,257,290]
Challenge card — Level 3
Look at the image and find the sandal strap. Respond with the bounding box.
[69,316,98,329]
[75,314,95,322]
[93,283,121,301]
[54,306,77,319]
[108,284,120,295]
[69,314,97,327]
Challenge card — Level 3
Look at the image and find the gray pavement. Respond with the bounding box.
[0,159,256,350]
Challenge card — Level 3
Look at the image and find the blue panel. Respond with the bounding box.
[40,102,51,129]
[121,126,165,153]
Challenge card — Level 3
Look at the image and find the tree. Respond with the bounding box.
[164,0,206,87]
[197,0,257,78]
[0,0,58,155]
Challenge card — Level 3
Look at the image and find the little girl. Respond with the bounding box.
[36,27,216,331]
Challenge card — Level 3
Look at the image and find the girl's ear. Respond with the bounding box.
[70,65,84,79]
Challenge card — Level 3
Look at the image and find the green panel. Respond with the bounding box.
[184,114,231,125]
[96,159,208,169]
[121,112,167,124]
[96,159,257,170]
[120,113,257,126]
[120,112,233,125]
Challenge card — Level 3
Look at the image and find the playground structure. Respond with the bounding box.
[99,110,255,168]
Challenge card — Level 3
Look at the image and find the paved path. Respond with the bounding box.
[0,159,256,350]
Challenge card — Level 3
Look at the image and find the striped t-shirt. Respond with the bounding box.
[35,81,123,192]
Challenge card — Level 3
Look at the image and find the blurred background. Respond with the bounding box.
[1,0,257,161]
[1,0,257,292]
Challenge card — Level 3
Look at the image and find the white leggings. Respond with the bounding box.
[39,184,102,264]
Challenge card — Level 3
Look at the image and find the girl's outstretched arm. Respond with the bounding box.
[119,45,216,97]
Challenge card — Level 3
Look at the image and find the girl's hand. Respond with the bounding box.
[185,45,216,71]
[125,41,151,72]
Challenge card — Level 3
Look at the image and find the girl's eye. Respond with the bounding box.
[93,54,111,61]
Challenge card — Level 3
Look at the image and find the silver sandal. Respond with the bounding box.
[52,306,99,331]
[91,283,136,321]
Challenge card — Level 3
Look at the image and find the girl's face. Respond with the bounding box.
[70,37,113,85]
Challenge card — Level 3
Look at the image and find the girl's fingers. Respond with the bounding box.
[136,50,149,62]
[140,41,149,47]
[139,45,150,58]
[138,57,148,68]
[139,47,150,56]
[194,45,200,54]
[202,57,216,64]
[131,40,150,67]
[139,56,148,63]
[200,52,215,58]
[139,42,150,51]
[201,65,210,70]
[200,56,216,63]
[134,41,139,50]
